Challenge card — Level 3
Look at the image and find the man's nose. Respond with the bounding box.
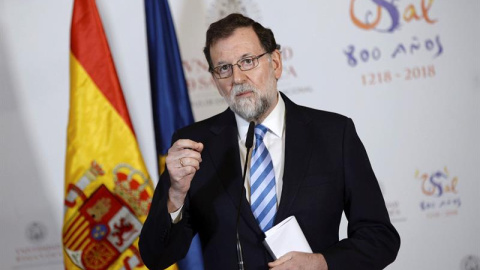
[232,64,247,84]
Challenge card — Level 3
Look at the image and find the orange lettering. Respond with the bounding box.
[403,4,421,22]
[450,177,458,193]
[350,0,382,30]
[422,0,437,24]
[421,174,436,196]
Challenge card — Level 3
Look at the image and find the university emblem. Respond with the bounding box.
[207,0,261,25]
[63,161,152,269]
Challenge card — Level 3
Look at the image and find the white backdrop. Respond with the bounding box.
[0,0,479,269]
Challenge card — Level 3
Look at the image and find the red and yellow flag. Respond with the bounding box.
[63,1,154,269]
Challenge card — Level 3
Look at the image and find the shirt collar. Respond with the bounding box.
[236,93,286,142]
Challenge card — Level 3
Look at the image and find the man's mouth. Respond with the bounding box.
[235,90,253,97]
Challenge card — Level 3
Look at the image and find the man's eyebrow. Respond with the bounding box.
[239,53,255,59]
[214,61,228,67]
[214,53,256,66]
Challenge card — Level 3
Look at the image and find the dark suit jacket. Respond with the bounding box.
[139,93,400,270]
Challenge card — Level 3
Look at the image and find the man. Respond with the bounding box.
[139,13,400,270]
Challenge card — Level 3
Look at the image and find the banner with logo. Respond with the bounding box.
[166,1,480,269]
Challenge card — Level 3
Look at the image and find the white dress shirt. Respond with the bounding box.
[170,93,286,222]
[235,93,286,205]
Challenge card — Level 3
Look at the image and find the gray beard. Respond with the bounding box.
[227,84,271,122]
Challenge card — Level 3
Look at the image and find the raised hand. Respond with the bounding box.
[165,139,204,212]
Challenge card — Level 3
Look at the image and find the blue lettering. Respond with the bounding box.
[429,171,446,197]
[372,0,401,33]
[344,45,358,67]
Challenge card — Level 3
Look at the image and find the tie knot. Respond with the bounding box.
[254,124,268,141]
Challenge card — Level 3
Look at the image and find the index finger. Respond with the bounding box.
[172,139,203,152]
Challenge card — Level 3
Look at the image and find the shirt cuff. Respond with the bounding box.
[170,205,184,224]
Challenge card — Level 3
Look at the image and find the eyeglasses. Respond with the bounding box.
[210,52,269,79]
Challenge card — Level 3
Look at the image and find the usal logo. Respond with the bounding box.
[415,166,461,218]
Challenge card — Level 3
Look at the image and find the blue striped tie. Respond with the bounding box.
[250,124,277,232]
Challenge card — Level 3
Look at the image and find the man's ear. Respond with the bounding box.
[271,49,283,80]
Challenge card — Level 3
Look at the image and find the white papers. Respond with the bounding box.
[263,216,312,260]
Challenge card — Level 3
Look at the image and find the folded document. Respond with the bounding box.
[263,216,312,260]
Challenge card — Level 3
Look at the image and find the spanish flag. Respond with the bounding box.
[63,1,153,269]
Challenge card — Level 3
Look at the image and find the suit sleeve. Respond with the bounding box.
[139,133,196,270]
[322,118,401,270]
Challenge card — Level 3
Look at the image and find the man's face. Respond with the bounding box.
[209,27,282,123]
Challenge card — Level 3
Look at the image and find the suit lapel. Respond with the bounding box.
[206,109,263,235]
[275,94,313,224]
[205,94,314,233]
